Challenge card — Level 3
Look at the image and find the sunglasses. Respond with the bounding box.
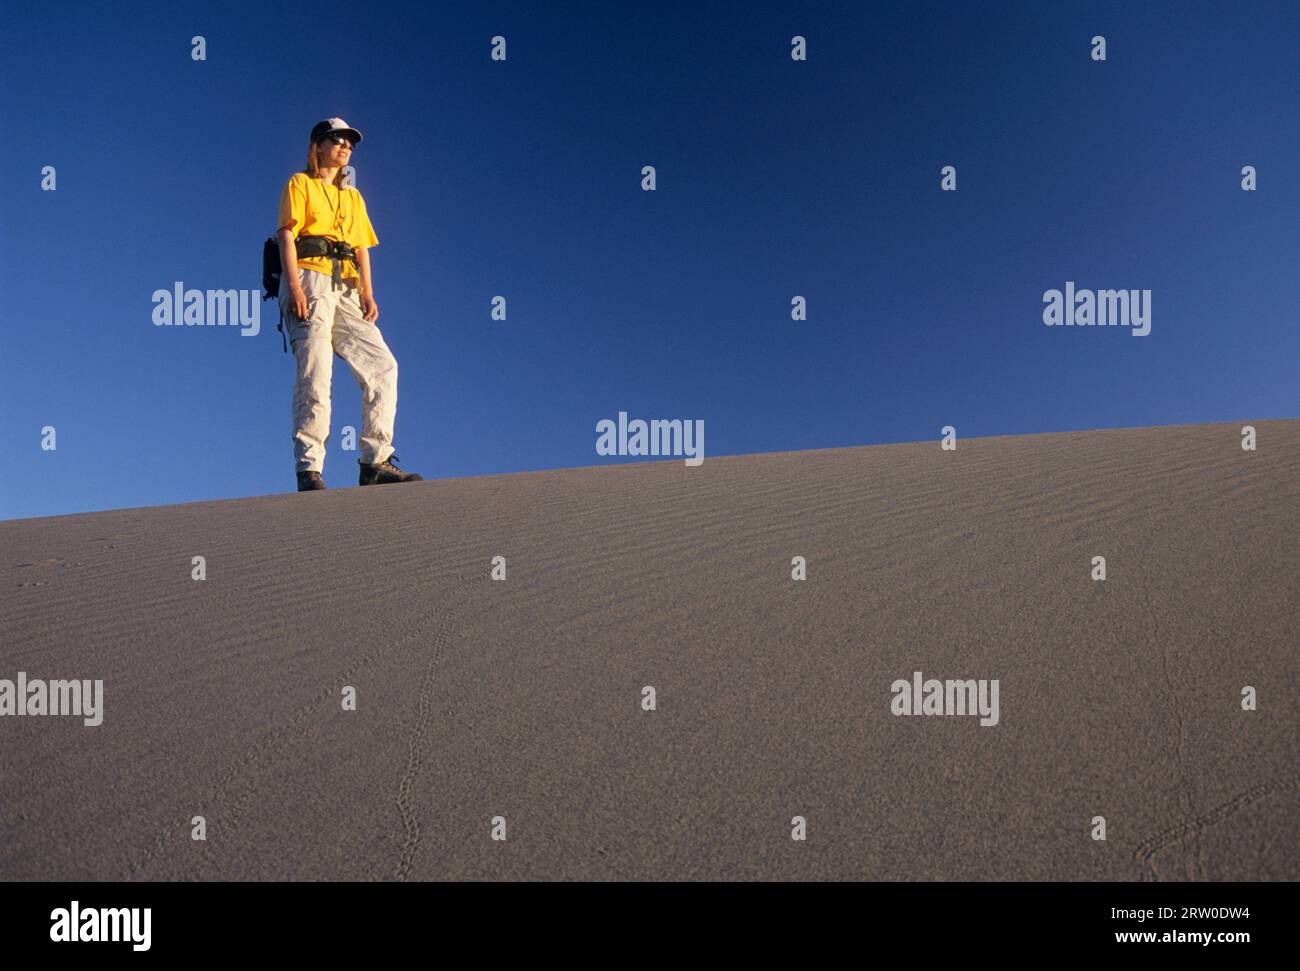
[325,133,355,149]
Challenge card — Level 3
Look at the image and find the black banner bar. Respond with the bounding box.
[0,881,1282,957]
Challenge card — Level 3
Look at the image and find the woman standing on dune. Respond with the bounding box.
[276,117,423,492]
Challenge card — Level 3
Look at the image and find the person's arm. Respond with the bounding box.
[276,176,310,320]
[277,229,308,320]
[356,247,379,322]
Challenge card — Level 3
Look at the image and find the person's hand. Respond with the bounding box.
[360,291,379,323]
[289,283,308,322]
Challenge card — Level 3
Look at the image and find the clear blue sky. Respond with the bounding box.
[2,0,1296,520]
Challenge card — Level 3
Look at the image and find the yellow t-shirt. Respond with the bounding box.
[277,172,379,287]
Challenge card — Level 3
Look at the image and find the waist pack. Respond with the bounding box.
[261,235,358,353]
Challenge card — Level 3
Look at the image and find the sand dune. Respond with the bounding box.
[1,420,1296,881]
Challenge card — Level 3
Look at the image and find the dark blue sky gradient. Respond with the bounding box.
[2,0,1296,519]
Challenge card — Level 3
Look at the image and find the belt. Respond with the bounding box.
[296,235,356,288]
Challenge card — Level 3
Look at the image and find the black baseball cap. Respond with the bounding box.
[311,117,363,145]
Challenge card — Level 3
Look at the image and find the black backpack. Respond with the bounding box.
[262,237,290,353]
[262,236,283,301]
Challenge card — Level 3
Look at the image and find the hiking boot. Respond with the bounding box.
[358,454,424,486]
[296,470,327,492]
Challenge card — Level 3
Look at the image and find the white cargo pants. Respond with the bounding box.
[281,267,398,473]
